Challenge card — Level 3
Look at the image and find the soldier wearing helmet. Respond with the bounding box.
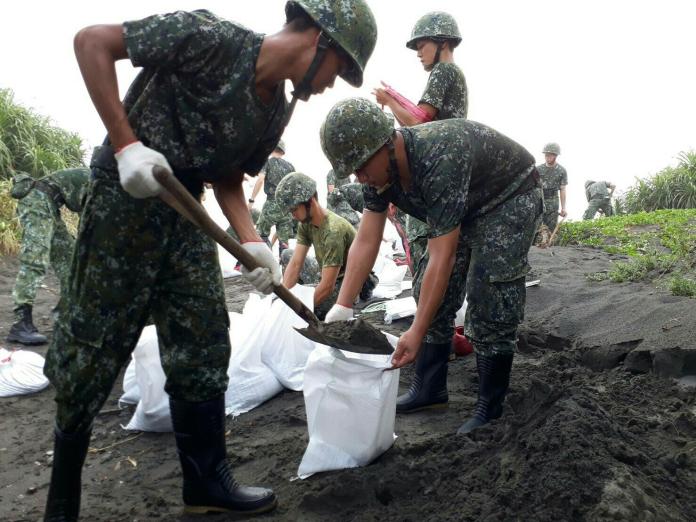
[248,140,296,260]
[44,2,378,519]
[583,180,616,220]
[538,142,568,231]
[326,169,361,227]
[320,98,542,435]
[276,172,377,319]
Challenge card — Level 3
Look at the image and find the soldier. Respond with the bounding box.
[42,2,377,520]
[320,98,542,434]
[276,172,377,319]
[248,140,295,260]
[583,180,616,220]
[280,247,321,285]
[7,168,90,345]
[326,169,360,227]
[538,142,568,231]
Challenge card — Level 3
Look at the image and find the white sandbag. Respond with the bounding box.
[259,285,317,391]
[0,348,49,397]
[384,296,417,324]
[297,334,399,479]
[123,325,172,432]
[372,257,408,299]
[454,298,468,327]
[225,305,284,416]
[119,360,140,406]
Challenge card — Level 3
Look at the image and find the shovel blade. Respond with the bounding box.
[294,319,394,356]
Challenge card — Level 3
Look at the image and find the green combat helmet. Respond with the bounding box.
[275,139,286,154]
[406,11,462,50]
[286,0,378,88]
[320,97,395,178]
[543,142,561,155]
[275,172,317,212]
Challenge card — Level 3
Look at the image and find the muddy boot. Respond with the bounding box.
[457,352,514,434]
[396,342,450,413]
[44,425,92,522]
[170,396,277,515]
[7,305,47,345]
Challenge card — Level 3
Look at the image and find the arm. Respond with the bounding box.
[559,185,567,217]
[336,209,387,307]
[248,173,265,210]
[608,182,616,195]
[282,244,309,288]
[74,25,136,150]
[392,226,459,368]
[214,173,262,243]
[314,265,341,306]
[373,86,436,127]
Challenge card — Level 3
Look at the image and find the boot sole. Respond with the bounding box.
[184,497,278,516]
[6,335,47,345]
[396,402,448,414]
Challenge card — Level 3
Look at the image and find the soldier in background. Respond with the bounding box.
[248,140,295,260]
[7,167,89,345]
[538,142,568,231]
[583,180,615,220]
[276,172,376,319]
[326,169,360,227]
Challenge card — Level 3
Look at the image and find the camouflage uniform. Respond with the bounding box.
[12,168,90,313]
[538,162,568,230]
[363,120,542,352]
[280,248,321,285]
[326,170,360,227]
[256,156,295,244]
[583,181,614,220]
[44,11,289,433]
[295,210,376,319]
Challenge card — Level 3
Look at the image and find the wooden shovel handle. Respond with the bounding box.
[153,166,319,327]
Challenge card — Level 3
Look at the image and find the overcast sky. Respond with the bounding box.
[2,0,695,219]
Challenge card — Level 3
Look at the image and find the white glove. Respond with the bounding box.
[241,241,282,294]
[324,304,354,323]
[114,141,171,198]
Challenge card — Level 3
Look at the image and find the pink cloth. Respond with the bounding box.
[384,85,433,123]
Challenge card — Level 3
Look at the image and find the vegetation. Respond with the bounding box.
[617,151,696,213]
[556,210,696,297]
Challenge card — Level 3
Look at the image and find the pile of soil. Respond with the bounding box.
[1,246,695,521]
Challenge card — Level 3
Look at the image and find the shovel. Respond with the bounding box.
[152,166,393,356]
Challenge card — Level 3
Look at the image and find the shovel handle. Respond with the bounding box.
[153,166,320,327]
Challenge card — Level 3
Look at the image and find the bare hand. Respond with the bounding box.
[391,327,424,369]
[559,209,567,217]
[372,86,391,107]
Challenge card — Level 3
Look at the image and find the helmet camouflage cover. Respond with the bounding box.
[584,180,595,189]
[275,139,286,154]
[406,11,462,50]
[320,97,395,178]
[286,0,378,87]
[275,171,317,212]
[543,142,561,155]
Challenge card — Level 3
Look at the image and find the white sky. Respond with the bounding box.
[2,0,695,219]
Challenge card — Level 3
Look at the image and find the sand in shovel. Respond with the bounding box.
[299,318,395,355]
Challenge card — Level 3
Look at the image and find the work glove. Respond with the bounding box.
[324,304,354,323]
[241,241,282,294]
[115,141,171,198]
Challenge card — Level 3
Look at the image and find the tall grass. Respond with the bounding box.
[0,180,19,255]
[618,151,696,213]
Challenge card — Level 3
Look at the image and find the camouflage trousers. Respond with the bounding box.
[583,197,613,220]
[44,167,230,433]
[12,190,74,313]
[413,188,543,353]
[541,195,560,231]
[256,197,293,244]
[315,272,378,321]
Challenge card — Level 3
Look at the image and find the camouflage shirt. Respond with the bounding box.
[326,169,349,190]
[296,210,355,271]
[537,163,568,194]
[336,182,364,212]
[44,167,91,212]
[122,10,288,182]
[262,157,295,197]
[587,181,611,200]
[363,119,535,237]
[419,62,468,120]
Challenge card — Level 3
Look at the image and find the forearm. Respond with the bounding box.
[385,98,421,127]
[283,260,301,289]
[314,279,335,306]
[74,25,135,149]
[215,174,261,243]
[249,175,264,202]
[559,186,567,211]
[336,236,380,307]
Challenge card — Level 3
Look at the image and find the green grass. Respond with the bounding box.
[556,209,696,297]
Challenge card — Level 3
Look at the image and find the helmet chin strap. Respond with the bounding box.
[424,40,444,72]
[285,32,332,125]
[302,200,313,224]
[376,137,400,195]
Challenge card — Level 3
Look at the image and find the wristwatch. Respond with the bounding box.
[248,198,255,203]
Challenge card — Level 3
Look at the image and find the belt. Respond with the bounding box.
[90,145,204,197]
[34,180,65,208]
[543,188,558,197]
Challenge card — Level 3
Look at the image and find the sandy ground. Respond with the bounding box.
[1,245,695,521]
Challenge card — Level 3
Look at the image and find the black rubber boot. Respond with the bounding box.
[44,425,92,522]
[457,352,514,434]
[396,342,450,413]
[170,396,277,515]
[7,305,47,345]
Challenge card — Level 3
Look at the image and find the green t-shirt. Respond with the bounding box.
[296,210,355,271]
[122,10,288,182]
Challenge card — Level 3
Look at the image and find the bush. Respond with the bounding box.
[0,180,19,255]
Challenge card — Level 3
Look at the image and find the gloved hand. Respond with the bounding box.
[324,304,353,323]
[115,141,171,198]
[241,241,282,294]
